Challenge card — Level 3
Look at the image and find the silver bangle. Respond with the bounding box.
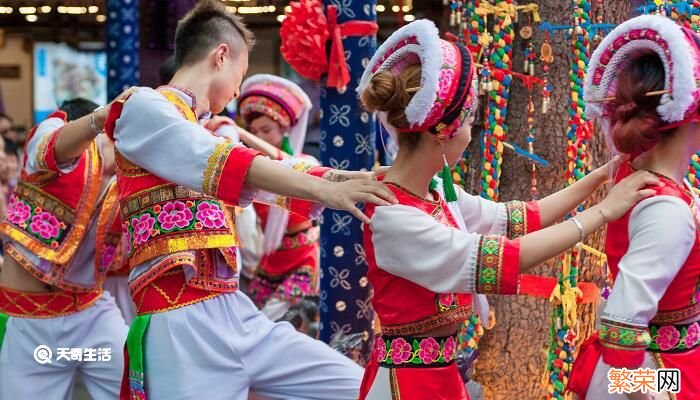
[90,106,105,135]
[570,217,585,244]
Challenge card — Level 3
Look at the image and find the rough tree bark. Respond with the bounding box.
[466,1,631,399]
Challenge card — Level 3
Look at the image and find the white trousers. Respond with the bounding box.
[104,275,137,325]
[0,291,128,400]
[143,291,363,400]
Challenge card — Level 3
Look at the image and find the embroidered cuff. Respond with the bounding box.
[475,235,520,295]
[203,143,261,205]
[504,200,541,239]
[286,162,328,218]
[599,318,650,368]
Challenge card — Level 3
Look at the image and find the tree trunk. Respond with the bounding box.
[470,1,630,399]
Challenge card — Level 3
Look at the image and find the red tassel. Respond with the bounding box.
[326,5,351,91]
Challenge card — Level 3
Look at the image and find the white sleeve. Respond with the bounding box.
[213,123,240,144]
[114,88,227,190]
[455,186,507,235]
[602,196,695,325]
[370,204,521,294]
[24,117,79,174]
[113,88,261,205]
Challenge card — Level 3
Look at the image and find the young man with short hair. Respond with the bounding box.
[103,1,394,399]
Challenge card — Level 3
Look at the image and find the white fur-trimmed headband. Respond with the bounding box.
[585,14,700,124]
[358,19,476,138]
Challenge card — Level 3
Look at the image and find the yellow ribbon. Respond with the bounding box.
[475,2,516,27]
[516,3,541,23]
[548,253,584,328]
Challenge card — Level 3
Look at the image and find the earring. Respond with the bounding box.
[441,153,458,202]
[281,133,294,156]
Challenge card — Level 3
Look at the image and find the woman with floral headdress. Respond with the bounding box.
[568,15,700,400]
[237,74,322,321]
[356,19,659,400]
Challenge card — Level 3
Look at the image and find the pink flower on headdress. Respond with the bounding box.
[374,338,387,363]
[656,325,681,351]
[132,214,156,245]
[390,338,412,365]
[417,337,440,364]
[443,336,457,361]
[157,201,193,231]
[29,211,61,240]
[195,202,226,229]
[437,69,456,101]
[7,196,32,225]
[685,322,700,348]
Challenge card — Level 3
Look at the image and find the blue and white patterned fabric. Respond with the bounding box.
[106,0,139,101]
[319,0,378,365]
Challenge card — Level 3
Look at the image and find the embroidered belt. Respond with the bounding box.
[373,334,457,368]
[380,305,471,337]
[132,267,222,316]
[0,286,102,318]
[649,317,700,353]
[651,302,700,325]
[120,184,238,266]
[278,226,319,251]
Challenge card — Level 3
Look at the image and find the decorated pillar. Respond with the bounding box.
[106,0,139,100]
[318,0,377,365]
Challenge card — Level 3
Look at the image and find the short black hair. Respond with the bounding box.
[174,0,255,68]
[159,55,177,85]
[59,98,99,122]
[4,140,18,156]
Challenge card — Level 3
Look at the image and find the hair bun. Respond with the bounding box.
[360,65,422,129]
[614,102,639,123]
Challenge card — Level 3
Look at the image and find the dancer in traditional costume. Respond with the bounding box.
[0,98,128,399]
[568,15,700,400]
[104,2,396,399]
[237,74,321,321]
[355,20,659,400]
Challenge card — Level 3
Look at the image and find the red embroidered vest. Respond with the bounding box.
[0,111,102,266]
[607,165,700,324]
[105,89,239,273]
[97,180,130,278]
[364,184,472,336]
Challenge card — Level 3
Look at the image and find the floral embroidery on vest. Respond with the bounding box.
[375,335,457,367]
[599,318,651,351]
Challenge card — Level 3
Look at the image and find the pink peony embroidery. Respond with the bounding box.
[417,337,440,364]
[438,293,455,309]
[374,338,387,363]
[685,322,700,348]
[29,211,61,240]
[101,245,116,269]
[390,338,412,365]
[282,236,295,249]
[132,214,156,245]
[297,232,308,246]
[195,202,226,229]
[656,325,681,351]
[157,201,194,231]
[122,229,133,255]
[443,337,457,361]
[278,273,314,300]
[437,69,456,100]
[7,196,32,225]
